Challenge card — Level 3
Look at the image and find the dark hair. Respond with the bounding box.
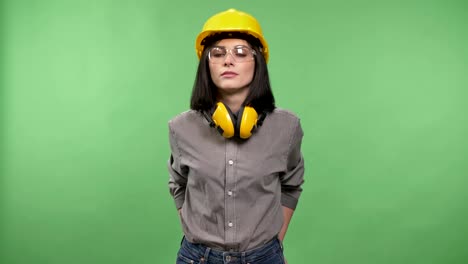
[190,33,275,114]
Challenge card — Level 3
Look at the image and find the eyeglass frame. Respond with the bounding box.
[207,45,257,64]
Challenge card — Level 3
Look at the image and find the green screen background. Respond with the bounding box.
[1,0,467,263]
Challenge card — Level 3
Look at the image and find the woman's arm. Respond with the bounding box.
[278,206,294,242]
[279,206,293,264]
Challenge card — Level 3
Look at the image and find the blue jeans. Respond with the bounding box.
[176,237,286,264]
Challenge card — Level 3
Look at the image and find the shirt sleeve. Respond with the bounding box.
[167,121,188,210]
[280,118,305,210]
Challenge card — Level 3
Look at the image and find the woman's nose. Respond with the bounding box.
[223,51,234,65]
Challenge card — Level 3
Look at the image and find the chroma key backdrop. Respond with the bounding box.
[1,0,467,263]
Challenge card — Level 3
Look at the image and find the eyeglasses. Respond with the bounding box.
[208,45,256,64]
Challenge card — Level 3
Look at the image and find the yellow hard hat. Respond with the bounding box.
[195,8,269,63]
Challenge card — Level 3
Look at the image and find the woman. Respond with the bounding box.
[168,8,305,264]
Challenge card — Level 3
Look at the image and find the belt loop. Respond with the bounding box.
[241,252,246,264]
[201,246,211,263]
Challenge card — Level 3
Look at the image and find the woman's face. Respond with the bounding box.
[208,38,255,94]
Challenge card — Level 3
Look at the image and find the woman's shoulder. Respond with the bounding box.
[269,107,301,121]
[268,108,303,139]
[262,107,303,142]
[168,110,204,128]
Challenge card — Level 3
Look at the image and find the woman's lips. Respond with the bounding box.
[221,71,238,77]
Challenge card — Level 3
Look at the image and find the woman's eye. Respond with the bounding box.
[234,49,249,57]
[211,49,226,57]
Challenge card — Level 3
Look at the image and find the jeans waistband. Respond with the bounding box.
[181,237,282,263]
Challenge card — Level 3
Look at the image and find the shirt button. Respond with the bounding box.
[228,222,233,227]
[227,190,233,196]
[228,160,234,165]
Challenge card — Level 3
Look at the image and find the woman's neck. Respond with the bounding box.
[217,87,249,113]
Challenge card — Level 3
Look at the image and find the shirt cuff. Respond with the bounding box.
[281,193,298,210]
[174,193,185,210]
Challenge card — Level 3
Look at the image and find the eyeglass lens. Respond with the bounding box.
[209,46,254,63]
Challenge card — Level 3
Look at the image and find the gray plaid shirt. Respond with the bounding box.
[168,108,305,251]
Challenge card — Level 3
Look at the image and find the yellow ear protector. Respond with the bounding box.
[203,102,266,139]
